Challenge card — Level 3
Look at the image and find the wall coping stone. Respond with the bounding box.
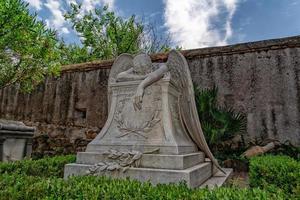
[62,35,300,73]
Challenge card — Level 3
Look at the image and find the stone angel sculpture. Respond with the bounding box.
[66,50,229,186]
[103,50,223,173]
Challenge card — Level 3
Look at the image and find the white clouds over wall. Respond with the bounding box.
[25,0,238,48]
[163,0,239,49]
[25,0,115,37]
[45,0,68,34]
[80,0,115,12]
[24,0,42,11]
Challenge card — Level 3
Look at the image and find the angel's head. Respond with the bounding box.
[133,53,152,74]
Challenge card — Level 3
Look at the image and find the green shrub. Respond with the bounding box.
[249,155,300,198]
[268,141,300,161]
[194,86,246,147]
[0,155,75,178]
[1,155,297,199]
[0,174,286,200]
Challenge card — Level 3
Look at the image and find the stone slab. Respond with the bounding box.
[200,168,233,189]
[2,138,26,162]
[77,152,205,170]
[64,162,212,188]
[0,119,35,132]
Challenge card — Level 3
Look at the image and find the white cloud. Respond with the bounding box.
[102,0,115,9]
[68,0,78,5]
[80,0,115,13]
[45,0,68,35]
[164,0,240,49]
[42,0,115,37]
[45,1,64,27]
[61,27,70,34]
[24,0,42,11]
[67,0,116,22]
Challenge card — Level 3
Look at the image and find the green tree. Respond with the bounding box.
[62,3,170,64]
[0,0,61,92]
[59,43,90,65]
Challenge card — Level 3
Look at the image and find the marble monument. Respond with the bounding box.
[0,119,34,162]
[64,50,231,188]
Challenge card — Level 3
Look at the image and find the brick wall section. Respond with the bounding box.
[1,36,300,155]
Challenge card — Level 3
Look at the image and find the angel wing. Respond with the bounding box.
[107,53,134,110]
[167,50,224,174]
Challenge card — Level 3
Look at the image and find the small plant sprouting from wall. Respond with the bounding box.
[194,86,247,149]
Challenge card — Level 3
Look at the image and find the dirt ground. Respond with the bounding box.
[227,171,249,188]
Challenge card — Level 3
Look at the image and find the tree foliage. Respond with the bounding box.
[62,3,171,64]
[0,1,171,91]
[0,0,61,92]
[61,4,143,64]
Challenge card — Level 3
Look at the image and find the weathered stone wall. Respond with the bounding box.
[1,36,300,155]
[0,68,111,156]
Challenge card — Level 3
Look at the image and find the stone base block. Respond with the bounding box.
[200,168,233,189]
[64,162,212,188]
[76,152,205,170]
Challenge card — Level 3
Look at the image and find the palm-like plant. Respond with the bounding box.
[194,86,247,148]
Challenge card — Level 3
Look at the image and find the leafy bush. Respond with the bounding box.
[0,174,286,200]
[0,155,75,178]
[0,0,61,92]
[194,86,247,147]
[269,141,300,161]
[249,155,300,197]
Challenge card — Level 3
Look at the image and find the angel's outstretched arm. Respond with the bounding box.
[133,64,168,110]
[116,68,147,82]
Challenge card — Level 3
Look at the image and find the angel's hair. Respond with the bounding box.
[133,52,152,64]
[134,51,147,56]
[132,52,152,74]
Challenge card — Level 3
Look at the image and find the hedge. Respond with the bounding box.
[0,155,75,178]
[0,154,298,199]
[0,174,286,200]
[249,155,300,198]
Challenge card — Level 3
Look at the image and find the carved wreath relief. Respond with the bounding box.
[113,86,162,140]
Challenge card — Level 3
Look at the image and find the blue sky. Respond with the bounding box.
[25,0,300,49]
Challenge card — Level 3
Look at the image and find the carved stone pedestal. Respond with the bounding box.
[65,80,232,187]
